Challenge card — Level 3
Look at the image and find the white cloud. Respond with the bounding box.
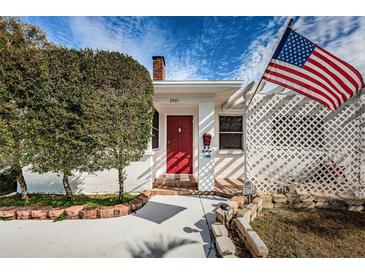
[232,16,365,86]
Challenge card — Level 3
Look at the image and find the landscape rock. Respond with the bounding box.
[230,195,246,208]
[347,205,364,212]
[114,204,130,217]
[212,222,228,239]
[225,200,239,214]
[235,218,253,237]
[79,208,98,219]
[216,207,234,224]
[262,202,274,208]
[257,194,273,203]
[137,193,149,205]
[245,203,257,213]
[16,206,35,220]
[310,192,329,203]
[0,207,17,219]
[250,208,257,222]
[338,195,365,206]
[65,205,84,219]
[252,197,263,208]
[272,193,287,203]
[31,207,52,220]
[48,208,65,219]
[315,202,331,209]
[142,190,151,198]
[296,191,312,201]
[331,201,347,211]
[236,208,251,223]
[246,231,269,257]
[98,206,115,218]
[129,198,143,212]
[300,201,315,209]
[215,235,235,256]
[286,193,299,204]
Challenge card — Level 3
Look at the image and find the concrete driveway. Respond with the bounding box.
[0,195,226,258]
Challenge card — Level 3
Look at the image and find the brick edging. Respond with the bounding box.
[0,190,151,221]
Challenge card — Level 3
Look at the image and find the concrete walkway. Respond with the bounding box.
[0,195,226,258]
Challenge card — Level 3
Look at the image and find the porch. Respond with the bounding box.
[151,176,244,197]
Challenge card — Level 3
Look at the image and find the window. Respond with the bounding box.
[152,110,159,149]
[219,116,243,149]
[272,115,324,149]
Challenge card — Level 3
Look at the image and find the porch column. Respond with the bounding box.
[198,102,215,191]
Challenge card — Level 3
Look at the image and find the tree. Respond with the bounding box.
[84,50,154,199]
[0,17,49,200]
[25,48,97,199]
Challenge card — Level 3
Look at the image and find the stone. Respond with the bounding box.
[16,207,35,220]
[216,207,234,224]
[310,192,329,203]
[0,207,17,219]
[252,197,263,208]
[257,205,263,215]
[262,202,274,208]
[79,208,98,219]
[246,231,269,257]
[274,202,288,208]
[347,205,364,212]
[225,200,239,214]
[137,193,149,205]
[272,193,287,203]
[300,201,315,209]
[331,201,347,211]
[257,194,273,203]
[114,204,130,217]
[65,205,84,219]
[31,207,52,220]
[250,208,257,222]
[230,195,246,208]
[245,203,258,213]
[129,198,143,212]
[212,223,228,239]
[296,191,312,201]
[215,235,235,256]
[338,194,365,206]
[142,190,151,198]
[315,202,331,209]
[98,206,115,218]
[237,208,251,223]
[286,193,299,204]
[327,194,342,203]
[235,218,253,237]
[48,208,65,219]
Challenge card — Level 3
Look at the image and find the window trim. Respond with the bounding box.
[219,115,243,150]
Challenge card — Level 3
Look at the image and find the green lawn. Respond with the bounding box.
[0,193,136,208]
[250,208,365,258]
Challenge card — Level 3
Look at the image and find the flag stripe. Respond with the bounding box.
[263,74,334,110]
[312,49,359,91]
[317,47,365,88]
[268,61,343,105]
[306,58,353,97]
[302,62,350,101]
[315,47,362,90]
[265,69,337,109]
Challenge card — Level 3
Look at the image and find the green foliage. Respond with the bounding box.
[0,193,136,207]
[83,50,154,197]
[0,17,50,199]
[0,167,17,195]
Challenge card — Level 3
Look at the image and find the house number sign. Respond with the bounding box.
[169,98,179,103]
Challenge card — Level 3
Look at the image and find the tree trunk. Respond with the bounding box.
[14,164,28,200]
[62,171,73,199]
[118,167,126,201]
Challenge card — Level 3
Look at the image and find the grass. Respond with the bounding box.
[250,208,365,258]
[0,193,136,208]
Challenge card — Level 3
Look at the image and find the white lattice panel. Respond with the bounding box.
[246,90,365,196]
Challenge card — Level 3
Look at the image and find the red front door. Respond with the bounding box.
[167,116,193,174]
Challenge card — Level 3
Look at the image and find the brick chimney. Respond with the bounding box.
[152,56,165,80]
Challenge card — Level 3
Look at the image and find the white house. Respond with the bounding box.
[24,56,247,194]
[23,56,365,196]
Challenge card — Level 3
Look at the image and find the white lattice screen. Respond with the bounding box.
[245,89,365,196]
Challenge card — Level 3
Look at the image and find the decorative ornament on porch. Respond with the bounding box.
[242,181,256,203]
[202,133,212,158]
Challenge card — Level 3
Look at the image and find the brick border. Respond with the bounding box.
[0,190,151,221]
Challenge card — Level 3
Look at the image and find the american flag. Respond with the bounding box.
[263,28,364,110]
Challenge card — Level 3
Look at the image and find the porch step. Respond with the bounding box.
[153,180,198,188]
[150,188,232,197]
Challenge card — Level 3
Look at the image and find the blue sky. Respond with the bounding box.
[23,16,365,83]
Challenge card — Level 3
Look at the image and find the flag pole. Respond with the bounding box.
[243,17,294,191]
[247,17,294,110]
